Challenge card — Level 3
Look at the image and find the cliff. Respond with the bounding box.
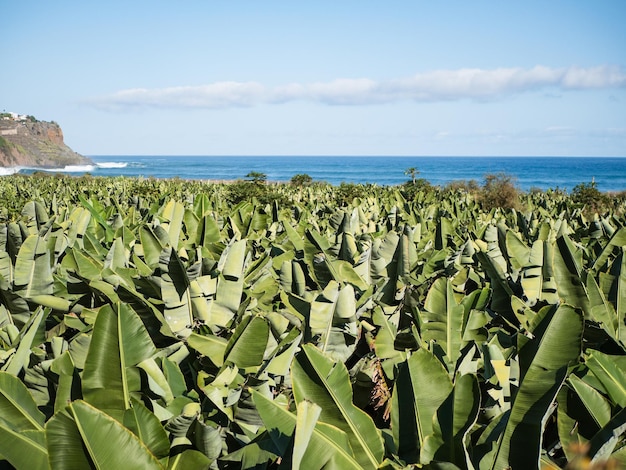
[0,118,91,168]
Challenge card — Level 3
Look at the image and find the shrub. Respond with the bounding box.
[444,179,480,194]
[335,182,369,205]
[478,173,520,210]
[290,173,313,187]
[246,171,267,184]
[400,178,434,200]
[571,181,610,214]
[226,180,288,205]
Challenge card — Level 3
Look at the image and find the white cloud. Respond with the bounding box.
[89,65,626,110]
[92,82,266,110]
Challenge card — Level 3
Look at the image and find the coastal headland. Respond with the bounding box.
[0,113,91,168]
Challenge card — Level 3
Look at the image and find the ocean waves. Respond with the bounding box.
[96,162,128,168]
[2,156,625,192]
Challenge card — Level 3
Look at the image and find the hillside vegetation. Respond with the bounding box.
[0,174,625,469]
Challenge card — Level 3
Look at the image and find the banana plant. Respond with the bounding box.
[484,304,584,470]
[292,344,385,469]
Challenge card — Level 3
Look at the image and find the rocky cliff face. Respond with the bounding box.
[0,119,91,168]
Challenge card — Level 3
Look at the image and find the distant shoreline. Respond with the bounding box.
[3,155,625,192]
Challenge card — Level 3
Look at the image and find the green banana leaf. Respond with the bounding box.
[159,247,193,337]
[139,225,168,269]
[50,351,80,413]
[21,200,49,235]
[160,200,185,250]
[552,234,590,315]
[489,303,583,470]
[1,306,46,375]
[591,227,626,273]
[166,450,211,470]
[291,344,384,469]
[421,278,465,365]
[587,406,626,464]
[0,370,45,431]
[585,350,626,407]
[82,303,157,422]
[46,399,165,469]
[0,426,48,470]
[13,234,54,297]
[391,348,453,463]
[292,400,323,469]
[252,389,362,469]
[309,281,358,361]
[420,373,481,468]
[212,238,247,326]
[568,374,611,428]
[124,397,171,465]
[78,195,115,243]
[224,315,270,369]
[187,331,227,367]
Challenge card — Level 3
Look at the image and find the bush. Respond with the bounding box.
[478,173,520,210]
[571,181,610,214]
[245,171,267,184]
[444,179,480,194]
[226,180,287,205]
[290,173,313,187]
[400,178,434,200]
[335,182,370,205]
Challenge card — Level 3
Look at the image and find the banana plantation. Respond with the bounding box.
[0,174,625,469]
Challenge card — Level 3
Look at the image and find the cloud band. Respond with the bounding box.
[90,65,626,110]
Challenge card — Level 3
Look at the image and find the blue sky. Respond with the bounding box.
[2,1,625,156]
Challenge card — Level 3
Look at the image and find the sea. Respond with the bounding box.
[2,156,625,193]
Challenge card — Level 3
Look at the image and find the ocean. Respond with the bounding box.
[3,156,626,192]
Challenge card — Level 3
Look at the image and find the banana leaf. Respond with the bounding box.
[21,200,49,235]
[489,303,583,470]
[159,247,193,337]
[167,450,211,470]
[585,350,626,407]
[421,278,465,365]
[124,397,170,465]
[212,238,247,326]
[251,389,362,469]
[46,399,164,469]
[187,331,227,367]
[587,406,626,464]
[0,370,45,431]
[591,227,626,273]
[0,426,48,470]
[291,344,384,469]
[420,373,481,469]
[140,226,168,269]
[78,195,114,243]
[82,303,157,422]
[309,281,358,361]
[224,315,270,369]
[13,234,54,297]
[553,234,590,315]
[2,306,47,375]
[390,348,453,463]
[160,200,185,250]
[50,351,80,414]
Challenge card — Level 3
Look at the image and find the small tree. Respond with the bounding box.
[290,173,313,187]
[571,180,609,214]
[479,173,520,210]
[404,167,419,185]
[245,171,267,184]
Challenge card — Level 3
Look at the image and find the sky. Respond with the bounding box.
[2,1,625,156]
